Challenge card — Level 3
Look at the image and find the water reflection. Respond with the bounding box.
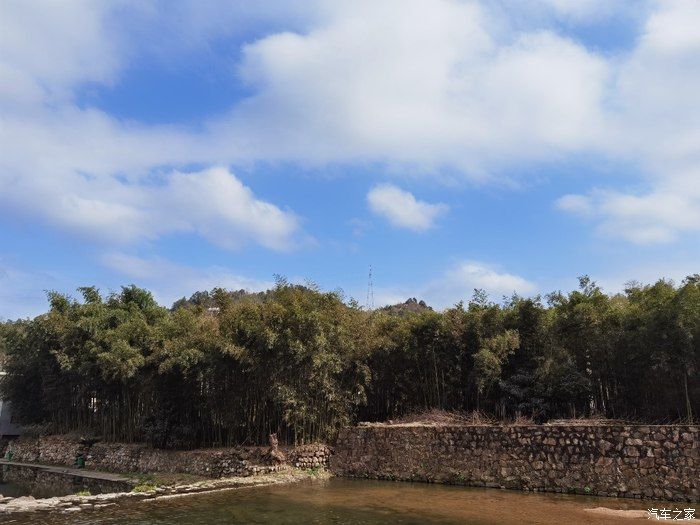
[1,465,128,499]
[7,478,666,524]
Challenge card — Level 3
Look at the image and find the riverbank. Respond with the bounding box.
[0,435,331,515]
[0,467,326,515]
[2,436,331,478]
[4,477,696,525]
[330,423,699,502]
[3,421,697,510]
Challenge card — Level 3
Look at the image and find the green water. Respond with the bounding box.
[7,478,667,524]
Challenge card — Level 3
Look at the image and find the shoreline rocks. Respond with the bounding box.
[0,468,322,515]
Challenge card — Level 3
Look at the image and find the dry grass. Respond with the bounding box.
[545,417,627,426]
[361,409,635,427]
[545,412,633,426]
[374,409,498,427]
[511,414,536,426]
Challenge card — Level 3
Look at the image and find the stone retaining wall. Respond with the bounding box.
[3,435,83,466]
[330,424,699,502]
[3,437,330,477]
[287,444,332,469]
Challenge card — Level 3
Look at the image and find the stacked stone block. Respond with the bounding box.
[330,424,699,502]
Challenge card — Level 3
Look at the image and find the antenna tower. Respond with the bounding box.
[366,265,375,310]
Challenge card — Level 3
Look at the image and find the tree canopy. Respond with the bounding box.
[1,276,698,448]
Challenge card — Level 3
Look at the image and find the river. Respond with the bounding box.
[5,477,683,524]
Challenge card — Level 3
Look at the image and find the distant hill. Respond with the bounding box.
[379,297,433,316]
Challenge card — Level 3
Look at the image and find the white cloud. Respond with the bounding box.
[556,194,593,216]
[223,0,698,244]
[441,262,537,296]
[1,0,698,249]
[223,0,609,173]
[157,167,301,250]
[556,0,700,243]
[0,2,300,252]
[373,260,537,309]
[0,0,124,110]
[557,189,700,244]
[367,184,448,231]
[101,252,273,307]
[0,161,301,250]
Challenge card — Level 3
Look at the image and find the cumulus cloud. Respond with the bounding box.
[155,167,301,250]
[373,261,537,309]
[367,184,448,231]
[223,0,698,244]
[1,0,698,248]
[440,262,537,296]
[555,0,700,243]
[0,162,301,250]
[0,0,121,105]
[557,190,700,244]
[0,1,299,252]
[223,0,608,172]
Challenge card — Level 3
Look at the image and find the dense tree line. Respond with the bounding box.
[1,276,698,448]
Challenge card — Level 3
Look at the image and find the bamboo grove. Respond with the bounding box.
[1,276,698,448]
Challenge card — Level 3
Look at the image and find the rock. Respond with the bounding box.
[598,440,613,454]
[6,496,39,511]
[7,496,35,505]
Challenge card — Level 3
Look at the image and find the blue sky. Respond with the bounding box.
[1,0,699,319]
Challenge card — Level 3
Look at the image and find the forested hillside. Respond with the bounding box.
[1,276,698,448]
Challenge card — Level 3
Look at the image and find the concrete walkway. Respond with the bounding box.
[0,459,131,482]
